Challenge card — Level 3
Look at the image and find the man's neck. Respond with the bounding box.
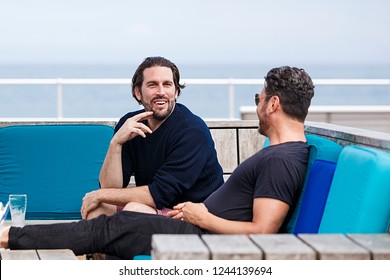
[268,119,306,146]
[148,118,165,132]
[147,104,176,131]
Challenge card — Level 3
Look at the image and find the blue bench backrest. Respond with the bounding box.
[285,134,342,233]
[319,145,390,233]
[0,124,114,219]
[263,134,343,233]
[293,159,337,234]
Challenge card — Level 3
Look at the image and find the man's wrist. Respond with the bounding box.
[197,211,211,229]
[110,137,123,148]
[95,189,105,203]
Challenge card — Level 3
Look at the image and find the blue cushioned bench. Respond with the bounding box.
[286,134,343,234]
[282,135,390,235]
[0,124,114,220]
[262,134,344,234]
[318,145,390,233]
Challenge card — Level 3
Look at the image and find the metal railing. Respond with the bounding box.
[1,78,390,119]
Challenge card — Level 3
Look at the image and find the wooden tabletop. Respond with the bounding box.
[152,233,390,260]
[0,249,78,260]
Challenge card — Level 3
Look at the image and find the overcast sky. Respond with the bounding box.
[1,0,390,65]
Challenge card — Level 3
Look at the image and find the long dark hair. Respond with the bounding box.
[131,56,186,103]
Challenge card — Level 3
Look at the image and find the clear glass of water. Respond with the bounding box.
[9,194,27,227]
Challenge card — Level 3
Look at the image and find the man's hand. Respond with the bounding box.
[98,112,152,190]
[81,190,101,219]
[112,111,153,145]
[168,202,209,226]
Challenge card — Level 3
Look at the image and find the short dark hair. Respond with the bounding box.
[264,66,314,122]
[131,56,186,104]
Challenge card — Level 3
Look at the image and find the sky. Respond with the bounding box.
[1,0,390,65]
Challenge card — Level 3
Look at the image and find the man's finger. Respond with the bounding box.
[132,111,154,122]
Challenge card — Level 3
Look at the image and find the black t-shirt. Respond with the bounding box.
[204,141,309,231]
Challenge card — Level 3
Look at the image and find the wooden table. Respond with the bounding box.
[1,219,80,260]
[151,233,390,260]
[0,249,77,260]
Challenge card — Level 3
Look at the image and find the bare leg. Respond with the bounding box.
[86,203,117,220]
[0,226,10,248]
[123,202,157,214]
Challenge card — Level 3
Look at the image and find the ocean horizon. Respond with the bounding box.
[1,63,390,119]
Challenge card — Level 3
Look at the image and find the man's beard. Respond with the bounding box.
[258,120,269,136]
[257,107,269,136]
[152,104,174,121]
[145,97,175,121]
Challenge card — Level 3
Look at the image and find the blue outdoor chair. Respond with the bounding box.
[319,145,390,233]
[0,124,114,220]
[283,134,342,233]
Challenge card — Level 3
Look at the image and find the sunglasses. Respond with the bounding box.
[255,93,260,106]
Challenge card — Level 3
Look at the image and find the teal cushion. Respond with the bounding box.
[133,255,152,260]
[0,124,113,219]
[285,134,342,233]
[387,218,390,233]
[319,145,390,233]
[262,137,270,148]
[305,134,343,169]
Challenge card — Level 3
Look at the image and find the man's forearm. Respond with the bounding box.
[97,186,156,208]
[99,141,124,188]
[198,213,262,234]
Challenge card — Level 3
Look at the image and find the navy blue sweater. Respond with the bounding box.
[115,103,224,209]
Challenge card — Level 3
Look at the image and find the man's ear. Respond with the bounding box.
[269,96,280,112]
[175,89,179,100]
[134,87,142,103]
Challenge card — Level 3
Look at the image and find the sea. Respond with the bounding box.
[1,63,390,120]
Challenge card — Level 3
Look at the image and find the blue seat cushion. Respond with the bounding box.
[0,124,113,219]
[293,159,337,234]
[285,134,342,233]
[319,145,390,233]
[133,255,152,260]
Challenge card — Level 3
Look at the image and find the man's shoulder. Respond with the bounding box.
[260,141,309,161]
[174,103,208,129]
[164,104,212,144]
[264,141,308,150]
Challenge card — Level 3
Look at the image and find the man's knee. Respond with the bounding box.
[86,203,117,220]
[123,202,157,214]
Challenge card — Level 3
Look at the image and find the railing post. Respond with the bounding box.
[389,84,390,104]
[228,79,235,119]
[56,78,63,119]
